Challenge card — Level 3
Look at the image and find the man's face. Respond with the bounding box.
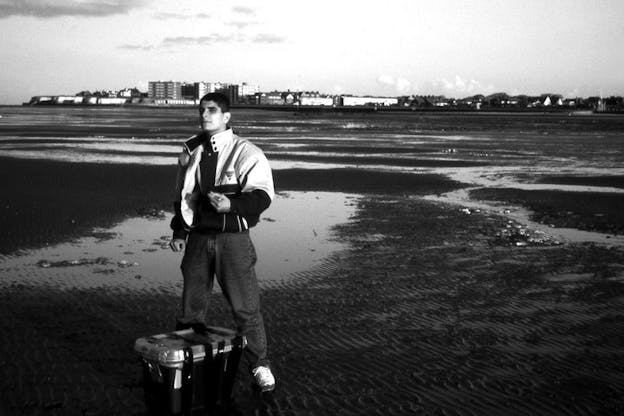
[199,100,230,135]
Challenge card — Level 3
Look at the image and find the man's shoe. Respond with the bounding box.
[252,366,275,392]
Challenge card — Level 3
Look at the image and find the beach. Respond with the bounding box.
[1,107,624,415]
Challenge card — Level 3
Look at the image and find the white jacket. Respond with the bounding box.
[175,129,274,229]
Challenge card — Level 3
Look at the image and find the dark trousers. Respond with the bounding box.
[178,230,269,369]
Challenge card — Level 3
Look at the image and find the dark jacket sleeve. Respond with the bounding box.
[170,200,188,240]
[229,189,271,217]
[170,151,189,240]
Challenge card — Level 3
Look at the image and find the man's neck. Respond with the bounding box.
[203,128,228,138]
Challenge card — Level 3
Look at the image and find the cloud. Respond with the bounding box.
[227,20,257,29]
[136,80,149,91]
[430,75,494,97]
[377,75,413,94]
[377,75,394,86]
[151,12,186,19]
[232,6,254,15]
[162,34,244,46]
[118,43,154,51]
[152,11,210,20]
[0,0,146,18]
[121,31,287,50]
[252,33,286,43]
[332,85,345,94]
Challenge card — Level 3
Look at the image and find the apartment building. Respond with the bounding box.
[239,82,259,97]
[148,81,182,99]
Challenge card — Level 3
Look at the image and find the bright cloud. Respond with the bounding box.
[118,43,154,51]
[252,33,286,44]
[151,11,209,20]
[377,75,394,86]
[332,85,345,94]
[121,31,287,50]
[377,75,413,94]
[118,3,282,51]
[232,6,254,15]
[227,20,258,29]
[396,78,412,93]
[162,34,243,46]
[430,75,495,97]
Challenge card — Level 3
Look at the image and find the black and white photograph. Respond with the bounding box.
[1,1,624,415]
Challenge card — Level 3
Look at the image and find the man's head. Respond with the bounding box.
[199,93,231,135]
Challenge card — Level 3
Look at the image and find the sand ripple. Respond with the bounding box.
[2,196,624,415]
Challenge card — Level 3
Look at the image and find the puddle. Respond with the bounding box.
[0,192,360,290]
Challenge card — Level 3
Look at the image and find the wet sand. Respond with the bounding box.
[0,156,462,255]
[2,159,624,415]
[535,174,624,189]
[470,187,624,235]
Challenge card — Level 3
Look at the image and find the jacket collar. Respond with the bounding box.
[203,128,233,153]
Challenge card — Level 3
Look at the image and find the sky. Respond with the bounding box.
[1,0,623,104]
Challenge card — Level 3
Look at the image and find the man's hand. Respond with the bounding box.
[208,191,231,213]
[170,238,186,252]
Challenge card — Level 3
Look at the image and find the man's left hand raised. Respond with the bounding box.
[208,191,231,213]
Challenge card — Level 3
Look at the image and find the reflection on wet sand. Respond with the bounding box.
[0,192,359,290]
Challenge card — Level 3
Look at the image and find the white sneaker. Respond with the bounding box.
[252,366,275,392]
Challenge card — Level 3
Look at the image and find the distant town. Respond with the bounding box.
[24,80,624,113]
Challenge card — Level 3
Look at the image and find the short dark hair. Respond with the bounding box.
[199,92,230,112]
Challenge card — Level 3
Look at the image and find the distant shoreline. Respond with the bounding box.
[8,102,623,115]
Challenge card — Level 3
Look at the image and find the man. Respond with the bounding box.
[169,92,276,392]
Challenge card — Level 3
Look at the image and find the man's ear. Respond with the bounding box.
[224,112,232,125]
